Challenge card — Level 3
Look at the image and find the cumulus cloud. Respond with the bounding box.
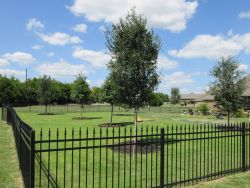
[0,58,9,67]
[163,71,194,86]
[0,69,26,77]
[35,59,88,78]
[169,35,242,59]
[238,64,248,72]
[32,45,43,50]
[72,24,87,33]
[169,33,250,60]
[157,55,178,70]
[238,11,250,19]
[26,18,44,31]
[68,0,198,32]
[2,52,35,65]
[73,48,110,68]
[36,32,82,46]
[46,52,55,57]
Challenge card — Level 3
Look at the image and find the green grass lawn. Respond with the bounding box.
[0,120,23,188]
[13,108,250,187]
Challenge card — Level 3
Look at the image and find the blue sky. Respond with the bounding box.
[0,0,250,94]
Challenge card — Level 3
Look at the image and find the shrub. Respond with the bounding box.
[198,103,209,115]
[234,109,247,118]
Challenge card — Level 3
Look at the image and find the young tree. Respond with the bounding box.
[38,75,55,114]
[90,87,104,103]
[210,56,246,125]
[105,9,161,129]
[170,88,181,105]
[71,73,91,118]
[102,75,119,126]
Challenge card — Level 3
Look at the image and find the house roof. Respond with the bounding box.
[181,93,214,101]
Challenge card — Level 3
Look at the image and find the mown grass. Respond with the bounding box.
[0,120,23,188]
[13,107,250,187]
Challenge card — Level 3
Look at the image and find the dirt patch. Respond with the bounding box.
[99,122,133,128]
[38,113,57,115]
[114,113,134,116]
[72,117,102,120]
[110,140,160,154]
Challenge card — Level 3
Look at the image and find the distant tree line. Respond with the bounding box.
[0,74,169,107]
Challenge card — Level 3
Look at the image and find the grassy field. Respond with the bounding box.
[12,107,250,187]
[0,120,23,188]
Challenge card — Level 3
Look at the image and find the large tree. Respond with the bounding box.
[71,73,91,118]
[210,56,246,125]
[170,88,181,105]
[105,9,161,129]
[38,75,55,114]
[102,75,119,126]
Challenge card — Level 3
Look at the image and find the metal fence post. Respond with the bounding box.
[242,122,246,172]
[30,130,35,188]
[160,128,165,188]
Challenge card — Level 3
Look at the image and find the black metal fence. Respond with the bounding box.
[15,104,198,114]
[1,106,35,188]
[2,106,250,188]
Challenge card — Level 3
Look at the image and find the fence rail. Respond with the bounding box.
[1,106,35,188]
[2,106,250,188]
[15,104,198,114]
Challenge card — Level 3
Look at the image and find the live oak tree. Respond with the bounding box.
[210,56,246,125]
[102,75,119,126]
[105,9,161,129]
[38,75,55,114]
[71,73,91,119]
[170,88,181,105]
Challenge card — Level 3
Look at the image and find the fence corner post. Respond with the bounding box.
[160,128,165,188]
[30,130,35,188]
[242,122,246,172]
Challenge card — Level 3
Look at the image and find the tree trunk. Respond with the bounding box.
[133,107,138,156]
[110,104,114,127]
[45,104,47,114]
[80,104,83,119]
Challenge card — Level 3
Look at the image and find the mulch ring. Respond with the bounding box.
[114,113,134,116]
[216,125,241,131]
[72,117,102,120]
[38,113,57,115]
[98,122,134,128]
[110,140,160,154]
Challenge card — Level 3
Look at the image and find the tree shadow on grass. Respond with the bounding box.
[114,113,134,116]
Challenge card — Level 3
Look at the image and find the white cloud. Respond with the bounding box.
[35,59,88,78]
[2,52,35,65]
[26,18,44,31]
[0,58,9,67]
[232,33,250,54]
[73,48,110,68]
[36,32,82,46]
[68,0,198,32]
[157,55,178,70]
[238,11,250,19]
[163,71,194,87]
[32,45,43,50]
[72,24,87,33]
[169,34,243,59]
[0,69,26,77]
[238,64,248,72]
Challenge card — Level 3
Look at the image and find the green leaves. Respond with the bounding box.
[105,9,160,109]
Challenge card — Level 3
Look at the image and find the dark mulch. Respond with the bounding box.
[99,122,134,128]
[72,117,102,120]
[38,113,57,115]
[114,113,134,116]
[216,125,241,131]
[110,140,159,154]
